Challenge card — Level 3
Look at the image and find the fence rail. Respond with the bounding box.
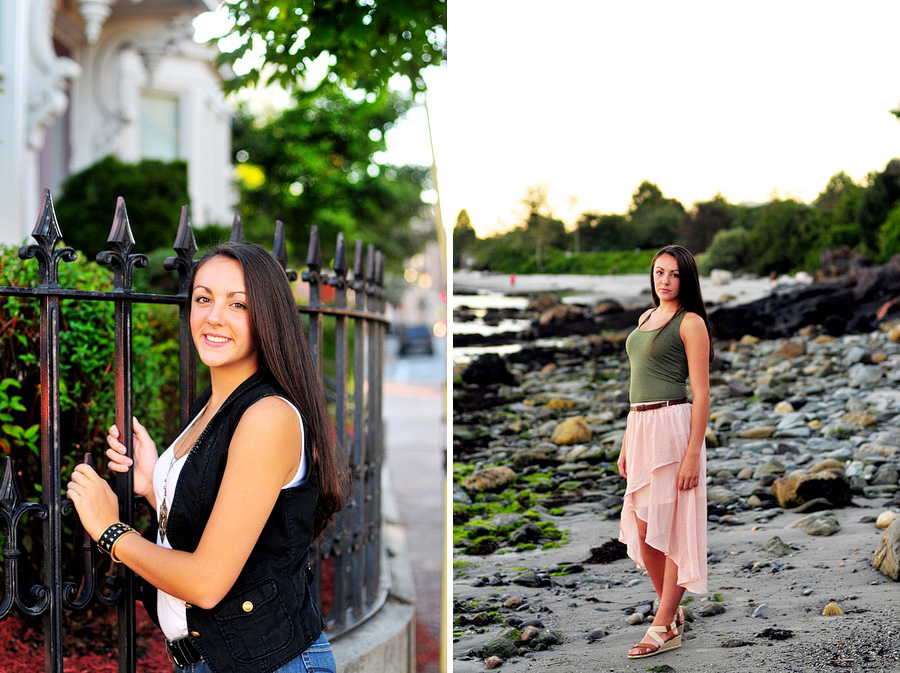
[0,190,388,672]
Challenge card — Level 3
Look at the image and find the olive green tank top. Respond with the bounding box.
[624,309,689,403]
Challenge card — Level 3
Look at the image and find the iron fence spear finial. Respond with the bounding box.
[230,212,245,242]
[164,205,198,294]
[18,189,76,287]
[273,220,298,281]
[96,197,148,288]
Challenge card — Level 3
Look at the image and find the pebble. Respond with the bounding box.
[586,627,607,642]
[484,655,503,669]
[752,603,769,618]
[822,602,843,616]
[626,613,644,625]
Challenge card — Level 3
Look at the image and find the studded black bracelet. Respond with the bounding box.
[98,522,136,558]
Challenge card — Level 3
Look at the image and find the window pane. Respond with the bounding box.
[140,93,179,161]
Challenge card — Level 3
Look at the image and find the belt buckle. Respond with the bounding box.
[166,639,190,667]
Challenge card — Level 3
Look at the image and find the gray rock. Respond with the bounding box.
[872,464,900,486]
[823,447,854,461]
[721,638,753,648]
[728,379,754,397]
[707,485,739,504]
[762,536,792,556]
[480,627,523,659]
[491,513,523,529]
[793,497,835,513]
[696,602,727,617]
[753,460,786,479]
[511,570,545,587]
[848,364,883,389]
[626,613,644,625]
[509,523,542,544]
[718,515,745,526]
[454,489,473,504]
[792,511,841,536]
[586,627,608,642]
[844,346,869,365]
[775,426,811,439]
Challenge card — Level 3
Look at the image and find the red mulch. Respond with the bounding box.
[2,603,443,672]
[415,616,441,673]
[0,602,170,672]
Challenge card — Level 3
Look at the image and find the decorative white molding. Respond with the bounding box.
[27,0,81,150]
[132,13,196,84]
[77,0,114,44]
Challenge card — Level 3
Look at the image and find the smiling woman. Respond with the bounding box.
[67,241,350,673]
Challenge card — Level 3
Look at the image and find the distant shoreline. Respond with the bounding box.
[453,269,811,309]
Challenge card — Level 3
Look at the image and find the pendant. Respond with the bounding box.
[159,500,168,543]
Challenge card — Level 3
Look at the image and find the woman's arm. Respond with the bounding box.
[69,396,301,609]
[678,312,710,491]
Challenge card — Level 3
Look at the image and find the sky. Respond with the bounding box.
[440,1,900,237]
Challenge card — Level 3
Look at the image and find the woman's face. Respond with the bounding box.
[190,256,258,374]
[653,253,681,304]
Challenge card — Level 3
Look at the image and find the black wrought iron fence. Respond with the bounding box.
[0,190,388,672]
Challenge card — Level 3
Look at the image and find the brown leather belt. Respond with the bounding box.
[630,398,688,412]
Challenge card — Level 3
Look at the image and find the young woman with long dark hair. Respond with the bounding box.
[617,244,714,659]
[67,241,349,673]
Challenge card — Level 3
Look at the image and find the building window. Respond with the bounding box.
[140,92,180,161]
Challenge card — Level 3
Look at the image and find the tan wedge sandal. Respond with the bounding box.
[626,621,681,659]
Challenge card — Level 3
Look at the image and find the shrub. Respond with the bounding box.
[877,202,900,263]
[699,227,750,274]
[54,156,190,260]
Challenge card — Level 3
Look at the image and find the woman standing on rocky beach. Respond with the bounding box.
[617,244,714,659]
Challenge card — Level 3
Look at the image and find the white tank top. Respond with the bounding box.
[153,397,306,640]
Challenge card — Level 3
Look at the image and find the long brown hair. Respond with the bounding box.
[650,244,715,362]
[191,242,349,537]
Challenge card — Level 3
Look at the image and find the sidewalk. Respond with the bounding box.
[383,336,447,673]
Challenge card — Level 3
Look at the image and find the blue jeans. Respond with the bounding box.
[172,631,335,673]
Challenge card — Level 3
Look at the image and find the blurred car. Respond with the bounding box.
[397,325,433,356]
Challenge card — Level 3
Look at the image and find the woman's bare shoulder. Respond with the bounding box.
[679,311,709,340]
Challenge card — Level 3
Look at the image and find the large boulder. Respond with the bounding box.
[771,470,852,509]
[873,518,900,580]
[538,304,585,326]
[461,353,516,386]
[526,293,559,313]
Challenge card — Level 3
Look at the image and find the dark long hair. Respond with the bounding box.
[191,242,349,538]
[650,244,715,361]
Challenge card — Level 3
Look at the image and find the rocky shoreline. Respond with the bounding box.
[452,290,900,672]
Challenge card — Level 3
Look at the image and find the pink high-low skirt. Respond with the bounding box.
[618,402,707,594]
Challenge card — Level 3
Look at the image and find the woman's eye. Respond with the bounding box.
[232,302,247,310]
[194,296,210,304]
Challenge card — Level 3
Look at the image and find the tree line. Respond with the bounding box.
[454,159,900,277]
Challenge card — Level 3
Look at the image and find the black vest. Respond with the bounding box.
[141,370,324,673]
